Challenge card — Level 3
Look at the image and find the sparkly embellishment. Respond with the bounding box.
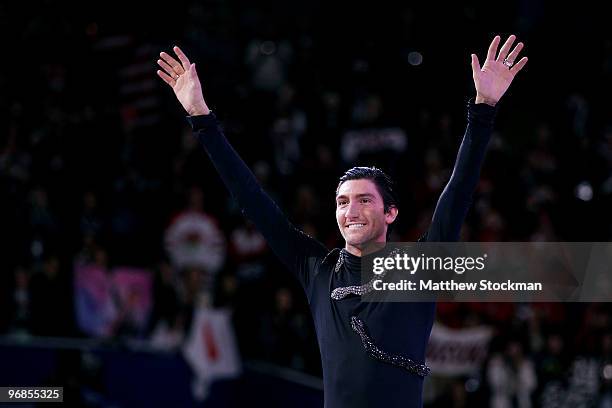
[334,249,344,273]
[350,316,431,377]
[322,248,341,267]
[330,248,400,300]
[330,280,377,300]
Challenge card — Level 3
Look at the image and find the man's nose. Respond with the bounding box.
[346,201,360,218]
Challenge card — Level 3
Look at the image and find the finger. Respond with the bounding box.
[496,35,517,62]
[160,51,185,74]
[510,56,528,75]
[471,54,481,76]
[157,59,180,79]
[156,69,176,87]
[486,35,501,61]
[505,42,524,65]
[173,46,191,70]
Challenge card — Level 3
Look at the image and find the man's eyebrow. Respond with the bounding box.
[335,193,376,200]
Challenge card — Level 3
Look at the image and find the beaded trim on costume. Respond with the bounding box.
[330,281,375,300]
[333,249,345,273]
[330,246,430,377]
[330,248,399,300]
[350,316,431,377]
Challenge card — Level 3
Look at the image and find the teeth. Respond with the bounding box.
[347,224,365,229]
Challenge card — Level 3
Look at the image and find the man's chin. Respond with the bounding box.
[343,234,385,250]
[343,236,368,248]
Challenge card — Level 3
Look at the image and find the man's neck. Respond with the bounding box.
[344,241,386,257]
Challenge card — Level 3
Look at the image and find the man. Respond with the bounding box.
[156,34,527,408]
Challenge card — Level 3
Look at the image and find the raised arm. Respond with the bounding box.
[427,35,527,242]
[156,46,328,292]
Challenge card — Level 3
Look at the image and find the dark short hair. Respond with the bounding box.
[336,167,399,213]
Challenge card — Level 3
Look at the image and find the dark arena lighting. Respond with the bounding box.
[1,2,609,407]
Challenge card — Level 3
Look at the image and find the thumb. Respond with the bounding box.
[190,63,198,78]
[471,54,481,77]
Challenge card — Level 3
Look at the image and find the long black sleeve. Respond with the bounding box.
[426,99,497,242]
[187,113,328,294]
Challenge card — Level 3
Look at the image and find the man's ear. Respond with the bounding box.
[385,206,398,225]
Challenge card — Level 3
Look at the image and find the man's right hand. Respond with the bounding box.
[156,46,211,116]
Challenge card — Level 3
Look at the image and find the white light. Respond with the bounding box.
[260,41,276,56]
[575,181,593,201]
[465,378,479,392]
[353,59,369,73]
[408,51,423,66]
[603,364,612,380]
[31,239,43,258]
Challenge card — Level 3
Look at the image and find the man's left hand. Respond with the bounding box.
[471,34,528,106]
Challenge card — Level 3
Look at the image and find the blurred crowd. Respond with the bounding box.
[1,1,611,406]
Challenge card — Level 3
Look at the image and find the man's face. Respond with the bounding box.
[335,179,398,256]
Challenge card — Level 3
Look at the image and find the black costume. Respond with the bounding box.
[187,99,496,408]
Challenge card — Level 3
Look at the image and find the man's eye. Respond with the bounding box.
[338,201,348,206]
[361,198,371,203]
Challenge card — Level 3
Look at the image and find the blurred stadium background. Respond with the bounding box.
[1,1,611,406]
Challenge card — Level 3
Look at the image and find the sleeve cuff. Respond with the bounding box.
[467,97,498,125]
[186,111,218,131]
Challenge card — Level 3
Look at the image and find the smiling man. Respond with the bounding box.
[336,169,399,254]
[157,34,527,408]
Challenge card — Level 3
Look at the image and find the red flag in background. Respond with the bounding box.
[183,307,241,401]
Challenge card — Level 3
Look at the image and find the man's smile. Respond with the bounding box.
[346,223,367,229]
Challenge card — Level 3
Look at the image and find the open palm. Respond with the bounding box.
[471,35,528,106]
[156,46,210,116]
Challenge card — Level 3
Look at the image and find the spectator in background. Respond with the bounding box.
[487,339,537,408]
[165,186,226,279]
[0,124,31,188]
[258,287,310,370]
[228,219,267,282]
[341,92,408,171]
[7,266,32,336]
[28,187,59,260]
[245,37,293,93]
[73,247,118,338]
[536,331,568,387]
[150,260,184,349]
[80,191,104,239]
[30,254,73,336]
[270,84,307,176]
[74,233,100,266]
